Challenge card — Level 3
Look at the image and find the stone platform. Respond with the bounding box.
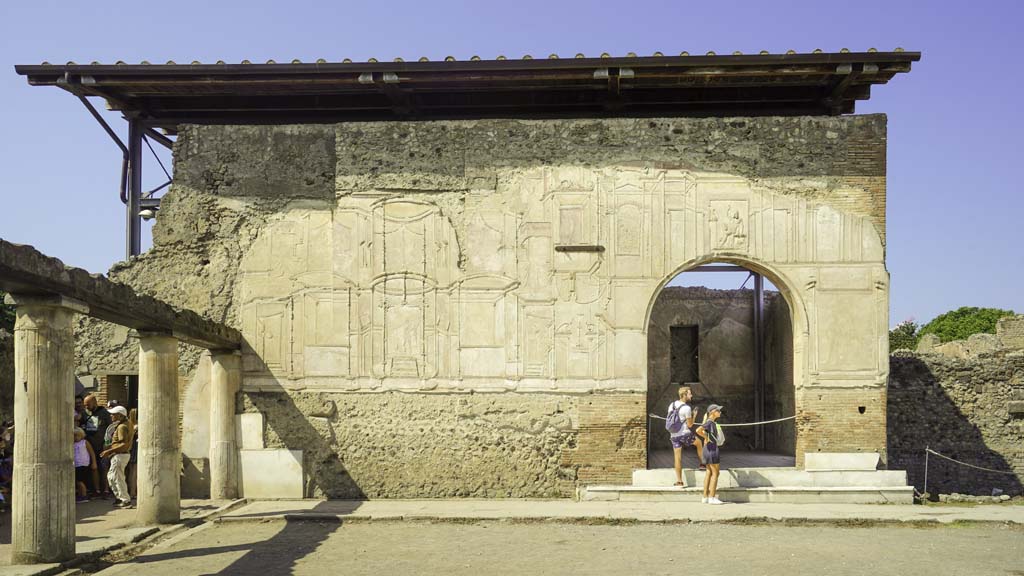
[583,453,914,504]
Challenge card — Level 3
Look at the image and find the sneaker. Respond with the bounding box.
[709,497,725,505]
[698,464,707,471]
[114,499,131,508]
[75,496,89,503]
[701,497,708,504]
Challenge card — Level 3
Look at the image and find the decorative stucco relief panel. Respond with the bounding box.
[236,166,887,393]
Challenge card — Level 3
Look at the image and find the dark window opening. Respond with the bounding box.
[670,325,699,383]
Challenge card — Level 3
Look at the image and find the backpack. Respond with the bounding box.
[665,401,685,434]
[702,416,726,446]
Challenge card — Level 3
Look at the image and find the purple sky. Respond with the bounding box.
[0,0,1020,327]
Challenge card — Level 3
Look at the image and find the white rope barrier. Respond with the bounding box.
[648,413,796,428]
[924,448,1018,476]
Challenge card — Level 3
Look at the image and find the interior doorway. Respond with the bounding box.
[647,263,795,469]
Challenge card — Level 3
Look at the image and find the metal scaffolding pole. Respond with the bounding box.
[753,272,765,450]
[126,119,143,258]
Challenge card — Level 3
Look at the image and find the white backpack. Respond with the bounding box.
[703,415,726,446]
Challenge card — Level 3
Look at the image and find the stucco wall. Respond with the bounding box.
[76,116,890,495]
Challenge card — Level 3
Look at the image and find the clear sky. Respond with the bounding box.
[0,0,1020,327]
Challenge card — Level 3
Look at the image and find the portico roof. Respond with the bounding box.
[15,50,919,134]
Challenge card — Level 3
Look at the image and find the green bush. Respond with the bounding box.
[917,307,1015,343]
[889,319,919,351]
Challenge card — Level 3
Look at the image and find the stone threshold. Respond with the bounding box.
[581,485,915,504]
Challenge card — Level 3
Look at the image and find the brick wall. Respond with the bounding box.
[998,315,1024,350]
[795,387,887,467]
[569,393,646,485]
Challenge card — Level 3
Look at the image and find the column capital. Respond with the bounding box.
[4,293,88,315]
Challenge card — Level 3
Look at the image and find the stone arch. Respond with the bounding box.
[642,254,808,464]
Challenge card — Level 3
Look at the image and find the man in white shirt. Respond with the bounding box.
[668,385,704,487]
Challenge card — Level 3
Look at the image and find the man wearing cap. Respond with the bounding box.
[100,406,135,508]
[697,404,725,505]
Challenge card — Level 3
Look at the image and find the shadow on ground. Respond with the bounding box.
[127,501,361,575]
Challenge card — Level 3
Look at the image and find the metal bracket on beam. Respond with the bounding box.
[357,71,411,115]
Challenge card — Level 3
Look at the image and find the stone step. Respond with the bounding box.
[581,485,915,504]
[632,467,908,488]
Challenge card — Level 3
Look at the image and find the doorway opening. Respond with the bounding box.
[647,263,795,469]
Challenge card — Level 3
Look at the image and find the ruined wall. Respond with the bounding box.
[78,116,889,496]
[888,319,1024,496]
[889,352,1024,496]
[244,391,579,498]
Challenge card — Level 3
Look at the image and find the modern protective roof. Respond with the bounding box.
[15,49,920,133]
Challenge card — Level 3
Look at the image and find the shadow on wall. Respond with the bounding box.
[887,354,1024,497]
[246,390,367,500]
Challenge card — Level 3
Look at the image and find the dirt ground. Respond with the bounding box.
[93,519,1024,576]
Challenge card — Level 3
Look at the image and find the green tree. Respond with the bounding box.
[889,319,919,351]
[918,306,1015,343]
[0,291,14,332]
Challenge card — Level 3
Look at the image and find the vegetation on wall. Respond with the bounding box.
[889,319,920,351]
[918,307,1015,343]
[889,306,1016,350]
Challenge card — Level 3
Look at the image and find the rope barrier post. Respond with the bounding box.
[923,445,929,502]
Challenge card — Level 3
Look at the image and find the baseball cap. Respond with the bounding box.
[707,404,724,414]
[108,406,128,417]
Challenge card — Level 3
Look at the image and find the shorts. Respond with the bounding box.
[703,444,721,464]
[75,466,90,484]
[670,432,696,449]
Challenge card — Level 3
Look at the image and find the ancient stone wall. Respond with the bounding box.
[243,391,581,498]
[889,350,1024,496]
[76,116,890,496]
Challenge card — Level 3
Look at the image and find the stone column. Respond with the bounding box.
[6,294,88,564]
[137,332,180,524]
[209,350,240,500]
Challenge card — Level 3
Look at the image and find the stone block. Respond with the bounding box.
[235,413,265,450]
[965,333,998,356]
[916,333,940,353]
[239,449,304,499]
[180,456,210,499]
[1007,401,1024,416]
[935,341,968,359]
[997,315,1024,350]
[804,452,880,471]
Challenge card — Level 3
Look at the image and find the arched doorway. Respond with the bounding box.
[646,260,797,470]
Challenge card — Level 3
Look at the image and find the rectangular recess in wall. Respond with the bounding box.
[670,325,700,383]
